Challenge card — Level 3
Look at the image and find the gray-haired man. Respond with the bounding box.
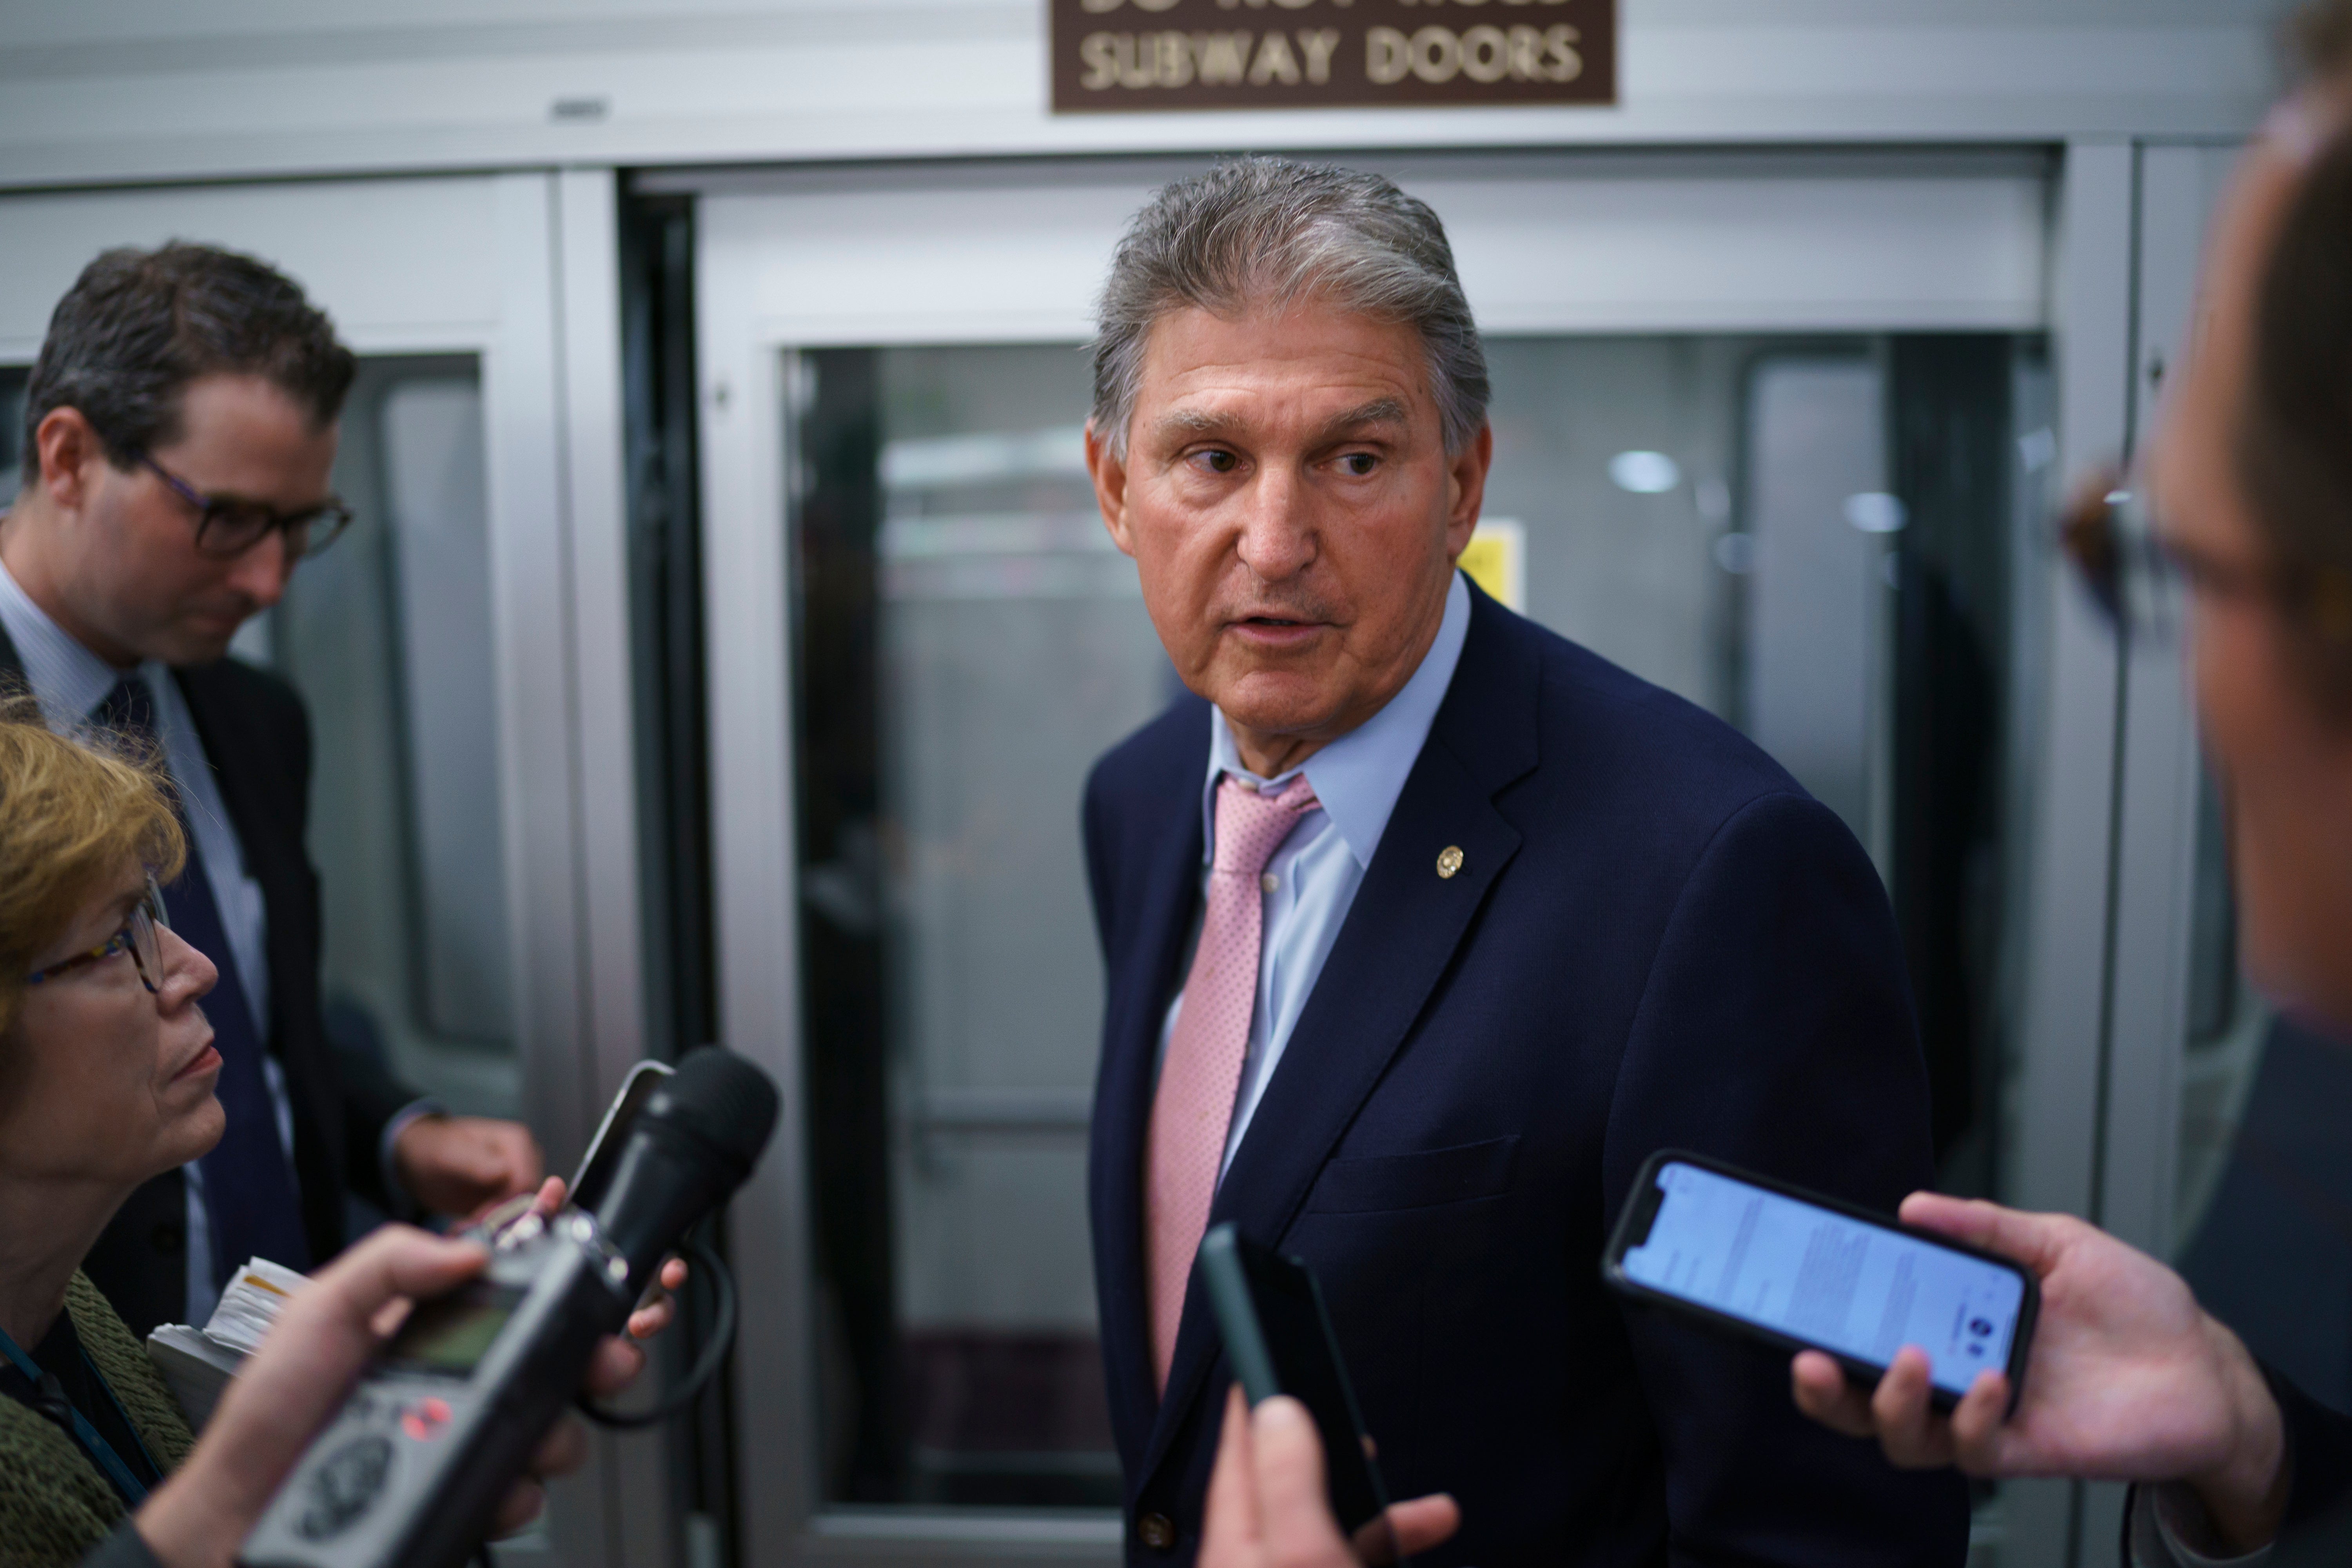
[1080,159,1966,1565]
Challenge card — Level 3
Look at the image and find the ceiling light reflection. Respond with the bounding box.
[1609,450,1681,495]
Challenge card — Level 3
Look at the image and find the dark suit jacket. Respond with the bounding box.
[2268,1372,2352,1563]
[2126,1370,2352,1564]
[0,625,418,1337]
[1083,582,1970,1567]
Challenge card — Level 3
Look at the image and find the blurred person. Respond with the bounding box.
[0,244,542,1342]
[1080,158,1964,1567]
[1783,63,2352,1568]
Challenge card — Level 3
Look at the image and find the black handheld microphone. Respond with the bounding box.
[592,1054,772,1291]
[241,1049,779,1568]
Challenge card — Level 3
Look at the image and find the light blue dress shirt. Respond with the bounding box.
[1160,570,1473,1180]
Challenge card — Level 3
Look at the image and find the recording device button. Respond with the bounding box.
[401,1397,454,1441]
[298,1435,394,1540]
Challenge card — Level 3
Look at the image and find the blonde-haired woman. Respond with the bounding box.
[0,711,648,1568]
[0,706,220,1564]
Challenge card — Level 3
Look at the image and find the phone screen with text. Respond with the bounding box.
[1621,1161,2024,1396]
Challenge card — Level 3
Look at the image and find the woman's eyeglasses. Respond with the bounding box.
[25,877,171,994]
[140,452,354,562]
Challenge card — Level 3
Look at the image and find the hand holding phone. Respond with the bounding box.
[1196,1225,1402,1563]
[1201,1388,1462,1568]
[1196,1225,1463,1568]
[1603,1151,2038,1410]
[1787,1190,2288,1553]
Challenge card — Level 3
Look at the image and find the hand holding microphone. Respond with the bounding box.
[501,1174,691,1345]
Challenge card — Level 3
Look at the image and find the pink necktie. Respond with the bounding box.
[1146,771,1320,1393]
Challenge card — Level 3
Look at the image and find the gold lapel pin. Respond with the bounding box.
[1436,845,1465,880]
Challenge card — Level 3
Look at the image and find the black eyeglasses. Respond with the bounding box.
[140,452,354,562]
[2057,470,2352,642]
[25,876,171,994]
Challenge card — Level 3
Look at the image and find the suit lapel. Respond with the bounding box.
[172,667,274,880]
[1093,726,1212,1474]
[1139,584,1544,1484]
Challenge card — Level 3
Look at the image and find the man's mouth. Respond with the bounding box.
[1230,614,1323,635]
[172,1041,222,1083]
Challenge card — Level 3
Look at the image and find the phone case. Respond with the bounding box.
[1198,1227,1284,1407]
[1600,1149,2039,1413]
[1196,1223,1394,1541]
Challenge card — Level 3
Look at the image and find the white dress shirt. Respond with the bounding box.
[0,558,292,1324]
[1160,570,1473,1180]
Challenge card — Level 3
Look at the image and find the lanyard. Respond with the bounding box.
[0,1317,153,1507]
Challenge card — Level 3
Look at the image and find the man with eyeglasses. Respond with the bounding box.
[0,243,543,1339]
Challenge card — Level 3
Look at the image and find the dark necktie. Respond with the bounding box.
[97,676,310,1285]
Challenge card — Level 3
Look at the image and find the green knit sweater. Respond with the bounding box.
[0,1274,193,1568]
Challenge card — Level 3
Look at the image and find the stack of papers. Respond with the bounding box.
[202,1258,307,1352]
[145,1257,309,1428]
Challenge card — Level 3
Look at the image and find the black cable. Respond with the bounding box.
[577,1233,735,1430]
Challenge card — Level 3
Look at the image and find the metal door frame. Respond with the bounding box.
[686,145,2103,1568]
[2001,137,2245,1568]
[0,169,666,1568]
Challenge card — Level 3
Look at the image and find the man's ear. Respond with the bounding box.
[1443,422,1495,561]
[1085,419,1138,559]
[33,407,107,514]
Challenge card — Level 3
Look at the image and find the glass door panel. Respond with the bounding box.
[793,343,1160,1508]
[786,329,2050,1519]
[1486,332,2043,1194]
[269,355,520,1124]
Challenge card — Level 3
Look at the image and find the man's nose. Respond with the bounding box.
[1233,465,1316,580]
[225,529,294,608]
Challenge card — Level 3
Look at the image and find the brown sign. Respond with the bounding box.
[1050,0,1615,113]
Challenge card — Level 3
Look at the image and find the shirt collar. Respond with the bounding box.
[0,553,150,724]
[1201,569,1473,870]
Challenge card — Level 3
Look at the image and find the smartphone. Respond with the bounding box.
[568,1061,675,1212]
[1197,1224,1397,1557]
[1602,1150,2038,1410]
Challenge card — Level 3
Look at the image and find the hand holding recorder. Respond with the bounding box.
[1788,1194,2290,1555]
[128,1225,651,1568]
[223,1049,773,1568]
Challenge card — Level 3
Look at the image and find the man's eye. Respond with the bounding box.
[1340,452,1379,476]
[1196,450,1239,475]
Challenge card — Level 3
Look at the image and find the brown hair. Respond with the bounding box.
[22,242,356,480]
[2294,0,2352,79]
[0,698,186,1035]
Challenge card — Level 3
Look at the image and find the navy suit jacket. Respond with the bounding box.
[1083,581,1970,1567]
